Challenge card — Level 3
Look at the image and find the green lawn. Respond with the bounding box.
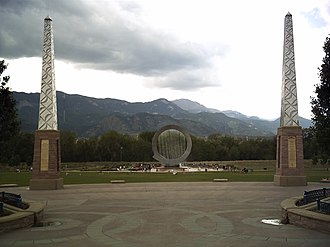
[62,170,275,184]
[0,169,329,186]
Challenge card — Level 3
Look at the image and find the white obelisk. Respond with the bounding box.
[280,12,299,127]
[274,13,306,186]
[30,16,63,190]
[38,16,58,131]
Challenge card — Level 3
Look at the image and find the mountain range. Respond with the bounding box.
[13,91,312,137]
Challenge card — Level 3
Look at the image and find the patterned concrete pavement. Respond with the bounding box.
[1,182,330,247]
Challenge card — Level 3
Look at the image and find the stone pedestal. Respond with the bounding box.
[274,126,306,186]
[30,130,63,190]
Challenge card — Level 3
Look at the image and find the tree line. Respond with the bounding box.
[59,131,279,163]
[0,128,322,166]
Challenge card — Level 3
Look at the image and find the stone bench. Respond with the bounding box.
[213,178,228,182]
[110,180,126,184]
[0,184,18,188]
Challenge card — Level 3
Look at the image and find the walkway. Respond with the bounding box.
[1,182,330,246]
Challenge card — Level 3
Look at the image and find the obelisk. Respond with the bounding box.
[274,12,306,186]
[30,16,63,190]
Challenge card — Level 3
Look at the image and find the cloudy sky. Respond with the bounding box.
[1,0,329,120]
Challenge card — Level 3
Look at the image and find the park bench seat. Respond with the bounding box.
[317,198,330,214]
[0,191,22,208]
[303,188,330,204]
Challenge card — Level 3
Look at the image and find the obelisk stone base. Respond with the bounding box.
[274,126,307,186]
[30,178,63,190]
[29,130,63,190]
[274,175,306,186]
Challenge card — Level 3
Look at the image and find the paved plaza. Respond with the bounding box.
[1,182,330,246]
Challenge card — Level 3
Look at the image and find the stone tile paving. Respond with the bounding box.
[0,182,330,246]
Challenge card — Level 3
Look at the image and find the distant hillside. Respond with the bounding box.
[173,99,312,133]
[87,112,215,137]
[221,110,261,120]
[13,91,310,137]
[172,99,220,113]
[14,92,187,135]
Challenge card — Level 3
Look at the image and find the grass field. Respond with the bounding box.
[0,169,329,186]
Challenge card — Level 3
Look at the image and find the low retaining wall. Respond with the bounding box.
[0,200,45,233]
[281,196,330,234]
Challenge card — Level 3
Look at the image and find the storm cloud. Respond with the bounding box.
[0,0,224,89]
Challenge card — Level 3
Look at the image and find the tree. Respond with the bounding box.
[302,128,318,160]
[0,60,20,164]
[138,131,155,143]
[97,131,123,161]
[60,131,77,162]
[14,132,34,166]
[311,36,330,162]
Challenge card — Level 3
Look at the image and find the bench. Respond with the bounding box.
[317,198,330,214]
[0,184,18,188]
[110,180,126,184]
[0,191,22,208]
[303,188,330,204]
[213,178,228,182]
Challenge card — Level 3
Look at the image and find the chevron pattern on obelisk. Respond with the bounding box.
[280,12,299,127]
[38,16,58,130]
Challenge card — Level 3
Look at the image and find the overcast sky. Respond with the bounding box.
[1,0,329,120]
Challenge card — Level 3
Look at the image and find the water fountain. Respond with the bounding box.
[152,125,192,167]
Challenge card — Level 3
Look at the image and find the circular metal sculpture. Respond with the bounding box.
[152,125,192,166]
